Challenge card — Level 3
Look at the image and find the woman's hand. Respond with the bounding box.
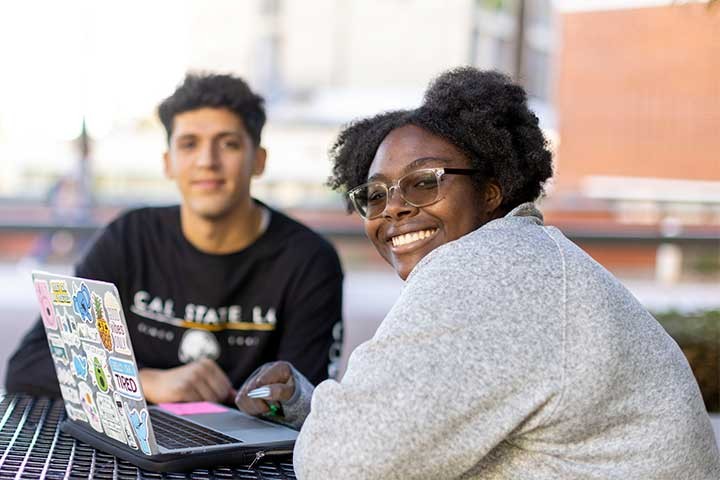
[235,361,296,417]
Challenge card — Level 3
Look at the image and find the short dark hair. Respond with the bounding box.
[328,67,553,211]
[158,73,266,146]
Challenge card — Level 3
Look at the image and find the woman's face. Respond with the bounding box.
[364,125,501,280]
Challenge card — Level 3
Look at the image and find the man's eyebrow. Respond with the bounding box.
[367,157,452,182]
[173,133,197,141]
[215,131,244,139]
[172,131,243,141]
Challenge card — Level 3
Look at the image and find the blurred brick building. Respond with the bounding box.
[545,0,720,282]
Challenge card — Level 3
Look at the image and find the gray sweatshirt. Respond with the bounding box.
[292,203,720,479]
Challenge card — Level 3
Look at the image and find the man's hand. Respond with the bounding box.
[139,358,235,404]
[235,361,295,416]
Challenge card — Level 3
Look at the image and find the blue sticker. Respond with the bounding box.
[125,405,151,455]
[72,351,88,380]
[73,283,93,323]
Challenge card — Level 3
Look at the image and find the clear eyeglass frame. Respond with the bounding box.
[347,167,480,220]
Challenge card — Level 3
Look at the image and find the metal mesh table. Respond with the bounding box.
[0,394,296,479]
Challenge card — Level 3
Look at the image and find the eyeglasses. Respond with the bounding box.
[347,167,480,220]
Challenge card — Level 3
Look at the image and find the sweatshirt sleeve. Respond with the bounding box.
[293,245,565,479]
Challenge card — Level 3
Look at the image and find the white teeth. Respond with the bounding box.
[391,229,437,247]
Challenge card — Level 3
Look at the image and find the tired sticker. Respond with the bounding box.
[108,357,141,400]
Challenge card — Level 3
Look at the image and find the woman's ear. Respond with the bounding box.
[484,181,503,213]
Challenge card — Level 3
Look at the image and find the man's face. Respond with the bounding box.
[163,107,265,221]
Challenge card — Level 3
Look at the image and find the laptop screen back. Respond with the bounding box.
[32,271,160,455]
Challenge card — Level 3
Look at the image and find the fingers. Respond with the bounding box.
[235,361,296,417]
[200,359,233,401]
[252,362,293,389]
[247,382,294,402]
[235,389,270,416]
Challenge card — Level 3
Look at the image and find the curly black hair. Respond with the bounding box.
[158,73,266,146]
[328,67,553,212]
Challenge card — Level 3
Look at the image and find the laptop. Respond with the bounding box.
[31,270,298,472]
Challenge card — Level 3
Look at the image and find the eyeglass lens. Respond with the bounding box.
[355,169,441,219]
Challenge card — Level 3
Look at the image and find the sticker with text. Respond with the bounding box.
[108,357,142,400]
[78,381,103,432]
[96,392,127,444]
[47,333,69,365]
[50,280,72,306]
[114,393,138,450]
[104,292,131,355]
[35,280,57,330]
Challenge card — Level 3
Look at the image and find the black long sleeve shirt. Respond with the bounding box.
[6,203,344,398]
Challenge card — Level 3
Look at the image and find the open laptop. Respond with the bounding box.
[31,271,298,472]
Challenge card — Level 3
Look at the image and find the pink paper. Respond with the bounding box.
[158,402,229,415]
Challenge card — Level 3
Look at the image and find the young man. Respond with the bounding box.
[6,73,344,405]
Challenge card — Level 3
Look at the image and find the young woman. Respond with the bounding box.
[236,68,719,479]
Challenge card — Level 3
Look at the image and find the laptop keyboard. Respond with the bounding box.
[149,408,240,450]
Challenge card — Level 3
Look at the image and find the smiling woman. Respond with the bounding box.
[235,67,720,480]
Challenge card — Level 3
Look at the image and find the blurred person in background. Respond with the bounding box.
[6,73,343,404]
[236,67,719,479]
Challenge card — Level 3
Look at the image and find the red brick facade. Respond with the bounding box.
[555,3,720,191]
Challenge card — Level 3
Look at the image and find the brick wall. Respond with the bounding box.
[555,3,720,191]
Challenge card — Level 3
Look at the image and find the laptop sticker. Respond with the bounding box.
[66,403,88,423]
[96,392,128,445]
[83,343,111,393]
[56,365,75,386]
[57,311,81,349]
[60,384,81,404]
[125,404,152,455]
[104,292,131,356]
[92,292,114,352]
[71,350,88,380]
[50,280,72,306]
[35,280,57,330]
[78,381,104,432]
[72,283,93,324]
[108,357,142,400]
[77,322,102,344]
[47,333,69,365]
[114,392,139,450]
